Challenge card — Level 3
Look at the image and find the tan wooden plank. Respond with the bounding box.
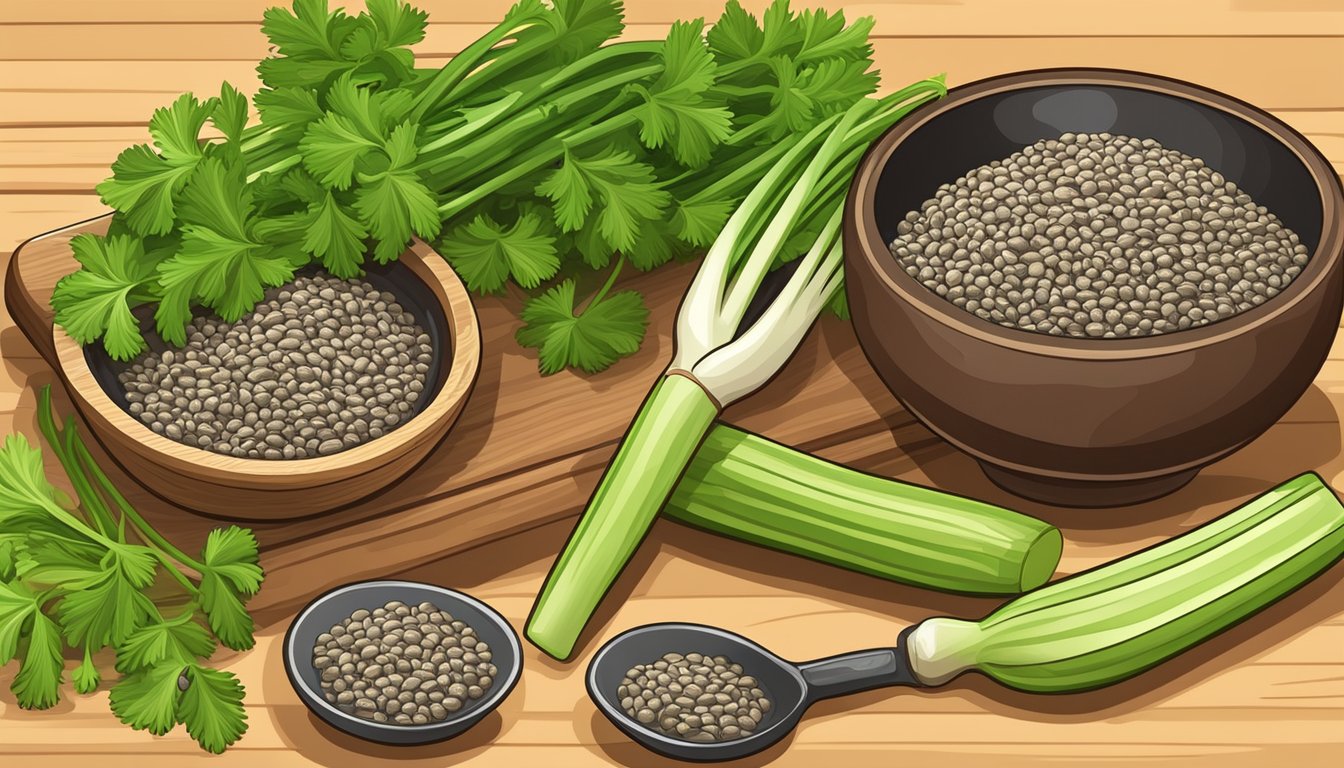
[0,527,1340,762]
[3,37,1339,132]
[3,0,1342,35]
[0,193,104,255]
[3,127,1340,194]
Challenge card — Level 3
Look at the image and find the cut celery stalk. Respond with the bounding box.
[668,427,1061,594]
[906,473,1344,691]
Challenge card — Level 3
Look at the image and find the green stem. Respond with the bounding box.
[35,388,117,538]
[245,154,302,185]
[526,374,720,659]
[409,8,548,125]
[417,62,655,183]
[70,437,200,595]
[68,429,207,574]
[436,111,639,218]
[583,254,625,311]
[62,418,120,540]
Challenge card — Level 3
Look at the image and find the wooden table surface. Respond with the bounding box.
[2,1,1343,765]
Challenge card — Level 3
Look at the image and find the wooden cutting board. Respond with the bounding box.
[8,213,1344,625]
[4,215,939,617]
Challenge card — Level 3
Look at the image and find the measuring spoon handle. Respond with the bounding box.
[798,626,925,701]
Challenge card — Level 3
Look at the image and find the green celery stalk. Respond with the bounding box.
[527,374,719,656]
[905,472,1344,691]
[526,81,948,660]
[668,427,1062,595]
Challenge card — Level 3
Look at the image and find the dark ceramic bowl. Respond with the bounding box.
[284,580,521,745]
[845,69,1344,507]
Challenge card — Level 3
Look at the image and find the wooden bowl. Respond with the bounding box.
[17,216,479,520]
[844,69,1344,507]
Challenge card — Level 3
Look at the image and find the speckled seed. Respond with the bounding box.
[120,272,434,460]
[312,599,497,727]
[620,652,770,743]
[888,132,1310,339]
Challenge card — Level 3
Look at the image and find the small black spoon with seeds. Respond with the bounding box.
[586,623,925,762]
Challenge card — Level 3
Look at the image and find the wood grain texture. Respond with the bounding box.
[1,0,1343,765]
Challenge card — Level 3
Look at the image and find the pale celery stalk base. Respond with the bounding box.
[526,374,718,660]
[667,427,1062,595]
[907,473,1344,690]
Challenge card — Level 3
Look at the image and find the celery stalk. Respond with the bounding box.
[526,81,948,660]
[668,427,1062,594]
[906,473,1344,691]
[526,375,719,659]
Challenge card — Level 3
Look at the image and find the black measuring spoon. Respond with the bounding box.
[586,622,925,762]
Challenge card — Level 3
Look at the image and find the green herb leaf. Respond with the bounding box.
[627,215,689,271]
[0,435,60,523]
[149,93,214,166]
[212,83,250,146]
[706,0,764,61]
[73,650,102,694]
[364,0,429,50]
[257,0,364,90]
[57,565,157,649]
[795,7,875,64]
[542,0,624,60]
[383,120,420,169]
[536,149,594,232]
[201,527,264,597]
[442,211,560,293]
[632,20,732,167]
[110,660,183,736]
[51,234,161,361]
[302,192,368,277]
[671,197,736,247]
[516,279,648,374]
[354,169,441,263]
[117,617,217,673]
[0,581,37,665]
[179,666,248,754]
[16,539,105,586]
[12,611,64,709]
[199,572,256,651]
[0,540,17,582]
[159,157,300,325]
[536,148,670,252]
[300,113,379,189]
[254,86,324,127]
[95,144,196,237]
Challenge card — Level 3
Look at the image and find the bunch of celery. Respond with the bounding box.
[54,0,886,374]
[526,79,948,659]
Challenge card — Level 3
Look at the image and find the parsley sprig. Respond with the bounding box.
[54,0,882,374]
[0,387,263,753]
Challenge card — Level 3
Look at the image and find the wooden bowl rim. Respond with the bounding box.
[53,237,481,485]
[848,67,1344,361]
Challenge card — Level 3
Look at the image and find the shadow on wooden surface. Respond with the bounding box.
[588,708,799,768]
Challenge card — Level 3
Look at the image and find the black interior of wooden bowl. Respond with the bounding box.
[85,259,452,446]
[873,82,1325,252]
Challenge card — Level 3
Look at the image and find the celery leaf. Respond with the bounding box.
[516,279,648,375]
[441,211,559,293]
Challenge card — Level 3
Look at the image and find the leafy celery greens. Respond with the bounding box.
[53,0,886,374]
[0,387,262,752]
